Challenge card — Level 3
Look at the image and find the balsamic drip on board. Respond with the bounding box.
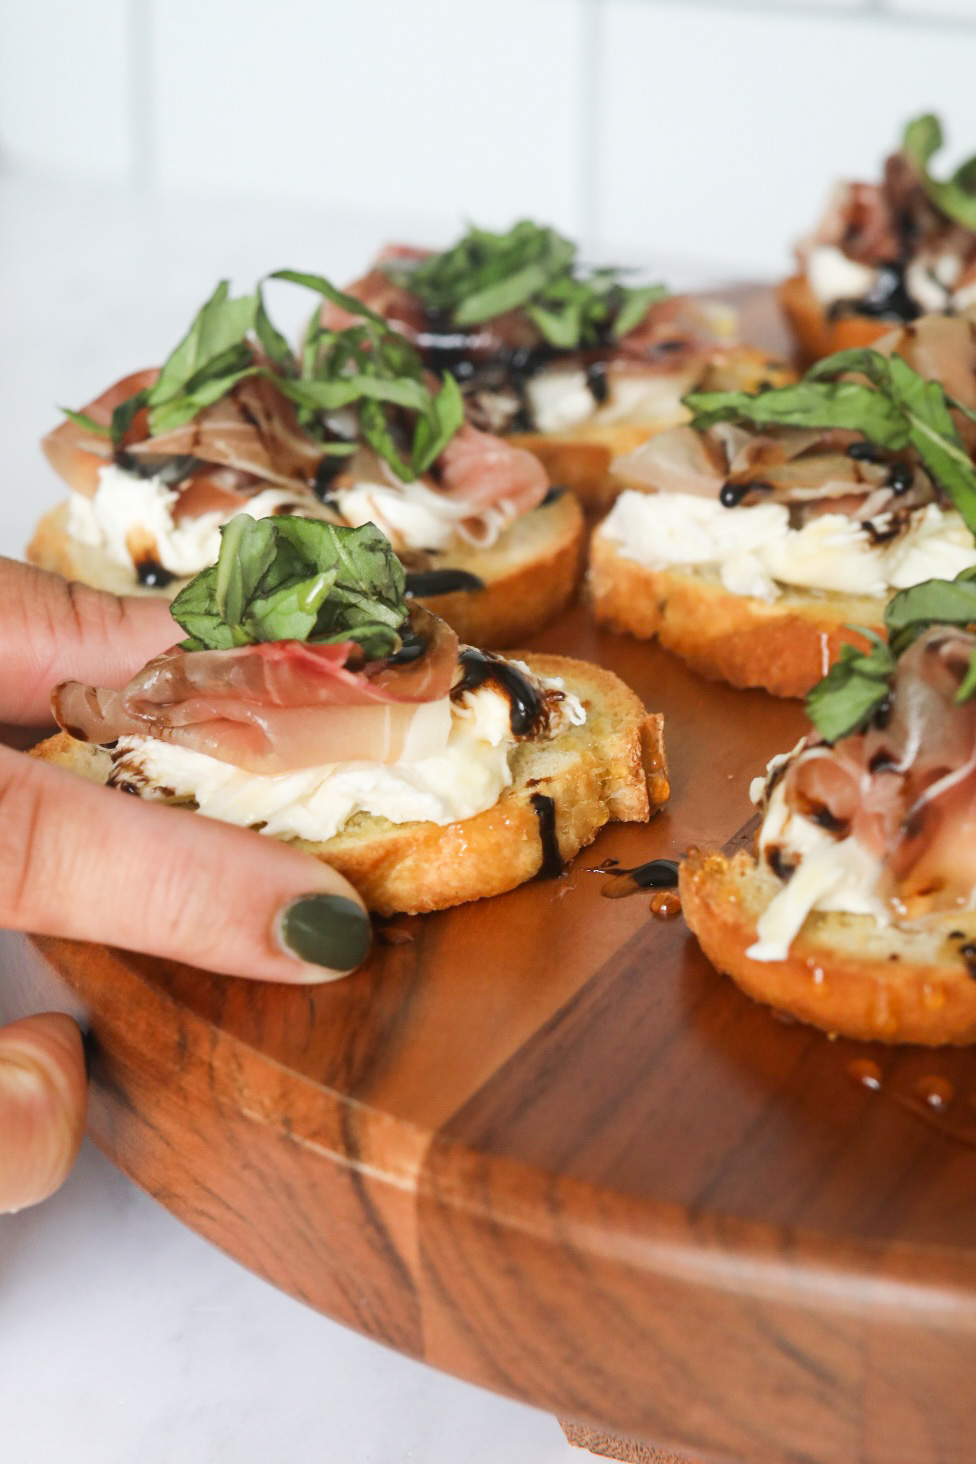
[600,859,680,900]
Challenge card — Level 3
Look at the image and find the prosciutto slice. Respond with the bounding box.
[778,628,976,914]
[53,607,460,775]
[42,369,158,497]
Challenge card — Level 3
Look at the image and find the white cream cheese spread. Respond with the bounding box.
[805,242,976,315]
[108,671,586,843]
[597,489,976,602]
[523,364,697,436]
[67,465,312,578]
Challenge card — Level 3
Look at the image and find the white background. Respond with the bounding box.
[2,1,976,1460]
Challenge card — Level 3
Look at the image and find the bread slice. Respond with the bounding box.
[32,653,669,917]
[27,491,585,650]
[588,534,881,699]
[680,848,976,1045]
[778,273,893,366]
[508,346,796,516]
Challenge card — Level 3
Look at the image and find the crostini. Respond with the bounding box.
[28,272,584,648]
[323,222,794,511]
[782,114,976,363]
[36,515,668,917]
[682,576,976,1044]
[591,315,976,697]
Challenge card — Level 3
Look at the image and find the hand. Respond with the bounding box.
[0,560,373,1213]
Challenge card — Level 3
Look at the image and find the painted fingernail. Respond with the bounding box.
[278,894,371,975]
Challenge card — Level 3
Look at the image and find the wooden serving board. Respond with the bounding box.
[5,291,976,1464]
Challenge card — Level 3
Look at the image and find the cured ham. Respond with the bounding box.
[42,369,158,497]
[774,627,976,913]
[52,608,460,775]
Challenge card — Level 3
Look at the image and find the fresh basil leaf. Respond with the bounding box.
[150,281,257,408]
[453,260,558,325]
[612,283,668,340]
[884,575,976,638]
[59,407,111,438]
[147,366,260,436]
[269,269,390,330]
[805,632,895,743]
[412,373,464,476]
[527,300,583,350]
[254,287,296,374]
[109,388,152,447]
[902,112,976,233]
[170,514,407,654]
[685,379,909,445]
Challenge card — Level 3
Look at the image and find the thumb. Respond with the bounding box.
[1,745,372,983]
[0,1014,87,1214]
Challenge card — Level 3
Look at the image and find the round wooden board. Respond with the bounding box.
[5,290,976,1464]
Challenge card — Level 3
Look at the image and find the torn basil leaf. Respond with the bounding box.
[902,113,976,234]
[805,633,895,743]
[171,514,407,657]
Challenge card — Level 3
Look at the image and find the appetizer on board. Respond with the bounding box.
[36,516,668,918]
[681,576,976,1045]
[324,221,794,511]
[590,316,976,697]
[29,272,585,648]
[782,114,976,363]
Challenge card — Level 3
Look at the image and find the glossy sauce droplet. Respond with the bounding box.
[848,1059,883,1092]
[649,889,682,920]
[914,1075,955,1110]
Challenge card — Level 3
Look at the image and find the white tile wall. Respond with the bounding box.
[594,0,976,276]
[149,0,589,235]
[4,0,976,276]
[0,0,132,181]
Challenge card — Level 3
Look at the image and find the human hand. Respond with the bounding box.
[0,561,372,1212]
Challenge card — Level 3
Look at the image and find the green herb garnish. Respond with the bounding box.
[805,569,976,741]
[170,514,406,657]
[269,269,464,484]
[902,113,976,234]
[383,221,667,350]
[685,345,976,535]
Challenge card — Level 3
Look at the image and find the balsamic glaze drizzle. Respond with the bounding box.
[405,568,485,597]
[530,794,564,879]
[453,648,545,736]
[600,859,680,899]
[136,559,175,589]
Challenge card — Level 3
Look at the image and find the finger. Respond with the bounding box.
[0,746,371,983]
[0,559,176,725]
[0,1014,87,1213]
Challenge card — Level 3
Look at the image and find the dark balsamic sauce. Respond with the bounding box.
[387,629,428,665]
[540,484,567,508]
[136,559,174,590]
[886,461,914,495]
[828,263,920,323]
[719,483,749,508]
[960,942,976,980]
[405,568,485,597]
[847,441,883,464]
[600,858,680,899]
[453,648,545,736]
[586,361,609,405]
[313,455,347,501]
[531,794,564,879]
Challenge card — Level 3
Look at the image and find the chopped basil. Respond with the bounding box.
[383,221,667,349]
[902,113,976,234]
[686,345,976,535]
[170,514,406,657]
[270,270,464,483]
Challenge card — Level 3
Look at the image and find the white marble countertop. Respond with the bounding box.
[0,172,722,1464]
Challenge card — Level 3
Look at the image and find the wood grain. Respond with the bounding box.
[4,289,976,1464]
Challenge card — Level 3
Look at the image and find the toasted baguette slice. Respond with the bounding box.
[508,346,796,516]
[778,273,894,366]
[588,534,881,699]
[26,492,585,651]
[681,848,976,1045]
[33,654,669,917]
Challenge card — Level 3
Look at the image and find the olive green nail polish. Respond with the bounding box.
[279,894,371,973]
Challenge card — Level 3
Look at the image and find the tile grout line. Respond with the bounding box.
[577,0,604,253]
[126,0,155,191]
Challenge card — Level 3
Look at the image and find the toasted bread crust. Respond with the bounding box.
[27,493,585,651]
[508,346,795,514]
[778,273,894,365]
[680,848,976,1045]
[588,535,882,698]
[32,653,668,917]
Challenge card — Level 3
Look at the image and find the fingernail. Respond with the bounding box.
[278,894,371,975]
